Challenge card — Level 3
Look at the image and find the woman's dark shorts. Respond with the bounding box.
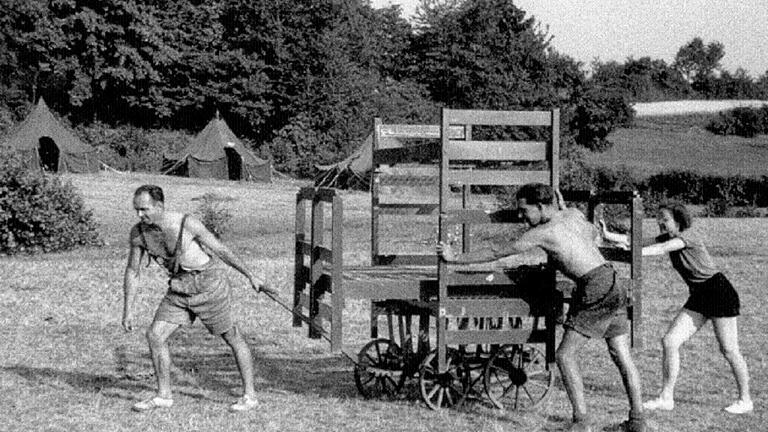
[564,263,629,339]
[154,266,233,335]
[684,272,740,318]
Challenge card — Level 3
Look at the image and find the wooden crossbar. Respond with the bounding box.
[446,169,551,186]
[446,140,547,161]
[378,124,466,139]
[443,109,554,126]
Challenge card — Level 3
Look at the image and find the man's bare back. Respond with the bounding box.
[521,208,606,280]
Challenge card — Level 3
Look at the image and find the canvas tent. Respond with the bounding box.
[314,133,404,189]
[164,114,271,182]
[0,98,98,173]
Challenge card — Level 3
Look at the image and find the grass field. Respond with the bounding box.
[1,172,767,431]
[584,115,768,177]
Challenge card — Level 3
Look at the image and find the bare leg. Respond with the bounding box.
[656,309,705,403]
[712,317,751,403]
[606,333,643,416]
[146,320,181,399]
[556,329,590,422]
[221,326,256,398]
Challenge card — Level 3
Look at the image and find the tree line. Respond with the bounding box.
[1,0,766,177]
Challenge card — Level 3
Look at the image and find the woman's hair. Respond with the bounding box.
[516,183,554,206]
[659,203,692,231]
[134,184,165,203]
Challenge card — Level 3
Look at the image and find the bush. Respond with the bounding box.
[706,105,768,137]
[0,150,102,254]
[193,193,235,238]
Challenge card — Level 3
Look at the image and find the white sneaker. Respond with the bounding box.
[724,399,753,414]
[132,396,174,412]
[230,394,259,412]
[643,397,674,411]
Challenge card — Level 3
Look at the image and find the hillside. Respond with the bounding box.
[584,113,768,177]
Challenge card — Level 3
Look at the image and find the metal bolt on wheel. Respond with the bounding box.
[483,344,555,411]
[354,338,406,399]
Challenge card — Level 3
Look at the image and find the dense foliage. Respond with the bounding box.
[706,105,768,138]
[0,0,766,177]
[0,149,102,254]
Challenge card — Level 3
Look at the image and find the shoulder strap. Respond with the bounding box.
[170,214,188,274]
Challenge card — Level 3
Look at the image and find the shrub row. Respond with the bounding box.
[562,162,768,216]
[706,105,768,137]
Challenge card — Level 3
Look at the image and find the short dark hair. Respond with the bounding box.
[134,184,164,203]
[516,183,555,206]
[659,203,692,231]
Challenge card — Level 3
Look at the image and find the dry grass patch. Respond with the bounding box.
[1,173,766,431]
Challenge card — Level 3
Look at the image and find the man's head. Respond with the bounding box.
[133,184,165,225]
[515,183,556,226]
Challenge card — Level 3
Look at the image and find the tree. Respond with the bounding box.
[673,37,724,84]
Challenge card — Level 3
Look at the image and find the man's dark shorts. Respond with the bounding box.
[154,264,233,335]
[564,263,629,339]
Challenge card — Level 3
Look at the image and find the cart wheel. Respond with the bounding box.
[354,338,406,399]
[483,344,554,411]
[418,350,465,410]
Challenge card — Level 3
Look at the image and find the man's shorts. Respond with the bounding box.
[564,263,629,339]
[154,265,233,335]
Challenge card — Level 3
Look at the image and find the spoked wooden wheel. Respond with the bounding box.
[418,350,466,410]
[483,344,554,410]
[354,338,406,399]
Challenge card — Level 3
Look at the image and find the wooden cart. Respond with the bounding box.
[292,108,643,411]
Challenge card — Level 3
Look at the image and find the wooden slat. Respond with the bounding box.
[446,170,550,186]
[446,140,546,161]
[444,109,554,127]
[345,281,425,300]
[378,124,466,139]
[599,247,632,263]
[377,203,440,215]
[446,271,537,286]
[439,298,534,317]
[373,254,438,266]
[443,209,522,224]
[373,143,440,164]
[377,174,439,187]
[445,328,549,345]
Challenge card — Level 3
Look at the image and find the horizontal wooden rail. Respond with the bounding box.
[373,143,440,164]
[378,124,466,139]
[446,140,547,161]
[373,254,439,266]
[443,109,554,127]
[377,175,439,187]
[377,203,440,215]
[446,170,551,186]
[442,209,522,224]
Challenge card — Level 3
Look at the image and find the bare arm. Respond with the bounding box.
[438,231,541,264]
[642,237,685,256]
[598,219,630,245]
[185,217,272,293]
[122,229,144,332]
